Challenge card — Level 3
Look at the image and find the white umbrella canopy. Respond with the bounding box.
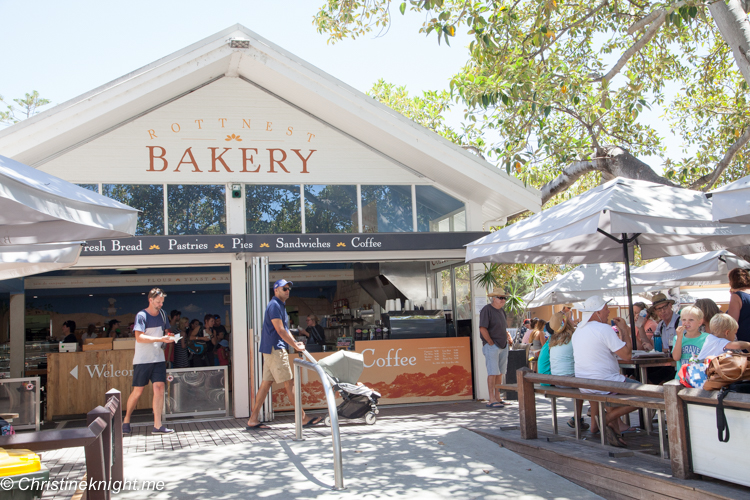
[0,155,138,245]
[523,263,663,308]
[466,177,750,265]
[630,250,750,287]
[709,174,750,224]
[0,243,82,280]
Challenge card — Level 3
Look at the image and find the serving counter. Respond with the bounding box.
[47,350,153,420]
[270,337,472,411]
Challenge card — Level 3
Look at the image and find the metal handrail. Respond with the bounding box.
[292,351,345,490]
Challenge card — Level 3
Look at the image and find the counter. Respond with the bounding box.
[47,350,153,419]
[271,337,472,411]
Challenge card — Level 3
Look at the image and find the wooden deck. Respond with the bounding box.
[29,397,750,500]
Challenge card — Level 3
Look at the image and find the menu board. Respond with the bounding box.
[270,337,473,411]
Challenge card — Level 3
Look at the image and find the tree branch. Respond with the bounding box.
[689,126,750,191]
[540,158,605,205]
[528,0,609,58]
[597,10,668,83]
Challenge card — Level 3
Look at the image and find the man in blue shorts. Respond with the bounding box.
[246,279,322,430]
[123,288,175,434]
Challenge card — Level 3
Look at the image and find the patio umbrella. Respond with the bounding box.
[709,174,750,224]
[0,155,138,245]
[523,263,663,308]
[631,250,750,287]
[0,243,82,280]
[466,177,750,345]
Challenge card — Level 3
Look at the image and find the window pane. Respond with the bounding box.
[168,185,226,235]
[415,185,465,232]
[77,184,98,193]
[455,265,472,320]
[246,185,301,234]
[304,185,357,233]
[361,185,413,233]
[102,184,163,235]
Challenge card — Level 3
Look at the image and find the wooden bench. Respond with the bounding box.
[502,368,669,459]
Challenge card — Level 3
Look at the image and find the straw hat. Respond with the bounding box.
[575,295,613,328]
[548,312,567,334]
[649,293,675,311]
[487,287,508,298]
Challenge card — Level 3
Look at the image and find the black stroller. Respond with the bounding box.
[313,350,381,425]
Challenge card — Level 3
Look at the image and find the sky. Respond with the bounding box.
[0,0,670,172]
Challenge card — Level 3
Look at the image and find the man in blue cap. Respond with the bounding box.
[246,279,323,430]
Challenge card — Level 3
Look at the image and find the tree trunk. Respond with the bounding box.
[709,0,750,86]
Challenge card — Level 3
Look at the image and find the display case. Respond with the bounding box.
[383,310,447,339]
[0,342,58,378]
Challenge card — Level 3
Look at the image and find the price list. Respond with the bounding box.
[421,346,462,366]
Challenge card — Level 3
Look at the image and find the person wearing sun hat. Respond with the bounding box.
[649,292,679,352]
[572,295,635,447]
[480,287,513,408]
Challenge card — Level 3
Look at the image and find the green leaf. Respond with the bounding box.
[400,2,406,15]
[604,98,612,109]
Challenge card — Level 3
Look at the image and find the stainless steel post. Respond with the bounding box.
[294,361,303,441]
[293,354,346,490]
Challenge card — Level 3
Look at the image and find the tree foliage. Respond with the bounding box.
[314,0,750,205]
[0,91,50,124]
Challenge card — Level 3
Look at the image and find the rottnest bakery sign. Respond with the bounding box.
[81,233,488,256]
[145,117,316,174]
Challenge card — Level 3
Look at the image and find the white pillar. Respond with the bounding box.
[469,263,489,401]
[230,256,250,418]
[9,293,25,378]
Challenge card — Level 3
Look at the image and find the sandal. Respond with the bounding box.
[605,426,627,448]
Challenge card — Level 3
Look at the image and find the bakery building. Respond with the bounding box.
[0,25,541,422]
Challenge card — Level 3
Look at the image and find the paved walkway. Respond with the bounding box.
[39,399,608,499]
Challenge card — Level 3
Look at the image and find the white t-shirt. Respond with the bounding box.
[133,309,168,365]
[572,321,627,394]
[698,335,731,359]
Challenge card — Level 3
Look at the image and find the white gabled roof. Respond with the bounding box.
[0,24,540,222]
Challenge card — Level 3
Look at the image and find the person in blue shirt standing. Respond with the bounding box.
[246,279,323,430]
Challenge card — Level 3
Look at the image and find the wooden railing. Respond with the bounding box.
[508,367,750,483]
[0,388,123,500]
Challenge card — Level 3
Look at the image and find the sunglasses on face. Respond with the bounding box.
[495,296,507,300]
[654,305,670,312]
[282,287,291,292]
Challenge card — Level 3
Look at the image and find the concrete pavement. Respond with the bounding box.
[118,425,602,499]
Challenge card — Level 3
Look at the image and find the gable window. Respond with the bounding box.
[102,184,164,235]
[168,185,226,235]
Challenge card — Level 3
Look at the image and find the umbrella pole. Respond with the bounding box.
[621,234,637,351]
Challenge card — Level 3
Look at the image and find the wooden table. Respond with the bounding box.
[620,355,675,431]
[0,412,19,422]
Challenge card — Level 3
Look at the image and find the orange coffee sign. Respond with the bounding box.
[356,338,473,405]
[271,337,473,411]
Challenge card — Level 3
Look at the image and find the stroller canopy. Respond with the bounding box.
[318,351,364,385]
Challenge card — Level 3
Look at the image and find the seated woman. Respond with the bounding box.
[547,312,589,431]
[694,298,720,334]
[633,301,658,350]
[528,319,547,370]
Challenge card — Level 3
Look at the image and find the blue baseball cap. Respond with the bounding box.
[274,279,293,289]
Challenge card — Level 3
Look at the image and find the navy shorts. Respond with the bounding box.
[132,362,167,387]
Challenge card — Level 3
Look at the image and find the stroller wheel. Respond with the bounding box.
[324,416,331,427]
[365,412,377,425]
